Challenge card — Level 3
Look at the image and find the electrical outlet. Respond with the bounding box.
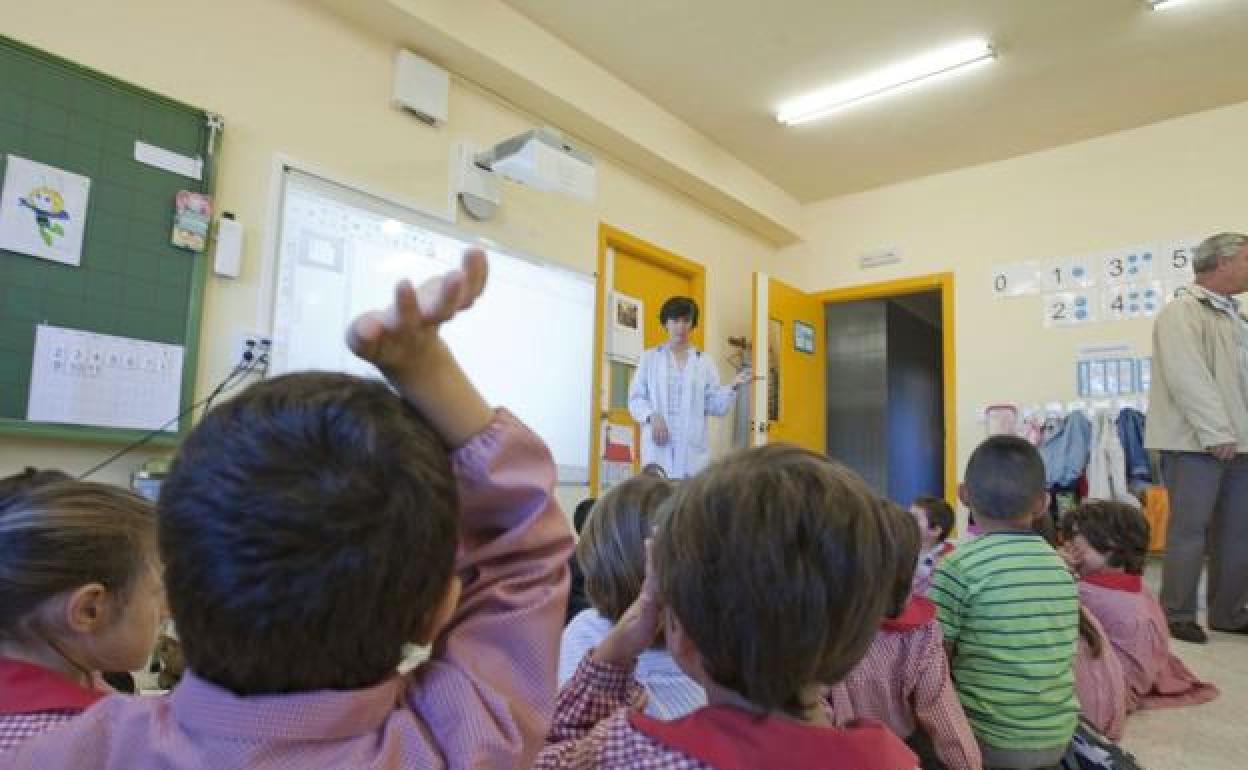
[234,332,272,373]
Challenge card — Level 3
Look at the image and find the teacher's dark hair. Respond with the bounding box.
[660,297,699,328]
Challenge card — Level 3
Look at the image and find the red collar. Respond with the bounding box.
[0,657,104,715]
[630,704,916,770]
[1081,571,1143,593]
[881,595,937,633]
[939,542,955,557]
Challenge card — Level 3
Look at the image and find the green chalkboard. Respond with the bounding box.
[0,34,216,445]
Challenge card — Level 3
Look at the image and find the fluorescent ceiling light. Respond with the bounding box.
[776,39,995,125]
[1147,0,1193,8]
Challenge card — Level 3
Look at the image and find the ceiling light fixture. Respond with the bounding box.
[776,39,996,125]
[1146,0,1193,9]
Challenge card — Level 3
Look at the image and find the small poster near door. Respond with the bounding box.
[608,291,643,363]
[794,320,815,354]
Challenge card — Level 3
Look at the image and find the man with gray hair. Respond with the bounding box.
[1147,232,1248,643]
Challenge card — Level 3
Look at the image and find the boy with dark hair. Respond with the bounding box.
[658,296,699,328]
[4,249,574,770]
[537,445,917,770]
[1061,501,1218,713]
[930,436,1079,770]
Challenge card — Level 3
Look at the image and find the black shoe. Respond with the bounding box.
[1209,622,1248,635]
[1168,620,1209,644]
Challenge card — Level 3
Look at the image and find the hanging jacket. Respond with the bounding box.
[1087,411,1140,508]
[1039,411,1092,487]
[1117,409,1152,484]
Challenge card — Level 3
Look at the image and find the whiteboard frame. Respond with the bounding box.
[258,154,595,484]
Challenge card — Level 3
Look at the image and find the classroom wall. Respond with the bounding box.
[0,0,776,493]
[780,97,1248,495]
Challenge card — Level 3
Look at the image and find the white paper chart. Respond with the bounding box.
[27,325,184,432]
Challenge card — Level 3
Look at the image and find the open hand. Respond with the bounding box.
[650,414,671,446]
[593,541,662,666]
[1209,443,1237,462]
[347,248,488,380]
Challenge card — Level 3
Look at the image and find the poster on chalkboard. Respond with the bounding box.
[0,155,91,266]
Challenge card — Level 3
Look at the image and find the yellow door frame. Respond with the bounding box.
[813,273,957,508]
[590,223,707,493]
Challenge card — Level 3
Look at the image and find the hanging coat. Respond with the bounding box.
[628,344,736,478]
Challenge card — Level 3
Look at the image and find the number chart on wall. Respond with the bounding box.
[989,237,1197,328]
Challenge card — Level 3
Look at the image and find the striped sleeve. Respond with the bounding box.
[930,560,966,644]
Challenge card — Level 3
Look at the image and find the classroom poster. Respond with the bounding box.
[0,155,91,266]
[608,291,643,363]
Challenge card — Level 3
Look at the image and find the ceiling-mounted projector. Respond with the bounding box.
[474,128,596,202]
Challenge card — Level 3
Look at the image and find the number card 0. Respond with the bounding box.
[990,261,1042,298]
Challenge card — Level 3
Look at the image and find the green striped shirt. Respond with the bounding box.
[930,531,1079,751]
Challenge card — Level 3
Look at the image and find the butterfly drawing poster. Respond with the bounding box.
[0,155,91,266]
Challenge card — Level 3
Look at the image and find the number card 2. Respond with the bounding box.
[1043,291,1095,327]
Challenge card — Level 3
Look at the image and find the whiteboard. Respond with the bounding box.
[270,170,594,482]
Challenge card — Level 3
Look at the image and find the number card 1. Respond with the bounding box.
[990,261,1042,298]
[1041,257,1095,292]
[1043,291,1096,327]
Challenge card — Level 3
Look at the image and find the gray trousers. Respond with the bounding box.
[1160,451,1248,629]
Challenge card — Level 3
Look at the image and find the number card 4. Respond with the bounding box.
[1103,281,1163,320]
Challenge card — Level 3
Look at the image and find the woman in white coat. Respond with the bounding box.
[628,297,749,479]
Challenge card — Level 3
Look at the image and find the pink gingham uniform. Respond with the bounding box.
[826,596,981,770]
[1078,572,1219,712]
[0,409,573,770]
[0,658,105,752]
[1071,609,1128,741]
[536,656,918,770]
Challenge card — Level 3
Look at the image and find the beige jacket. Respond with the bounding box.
[1146,284,1248,452]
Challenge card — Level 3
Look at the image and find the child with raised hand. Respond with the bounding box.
[929,435,1079,770]
[0,481,162,751]
[3,248,574,770]
[559,474,705,719]
[538,444,918,770]
[828,501,980,770]
[1061,501,1218,713]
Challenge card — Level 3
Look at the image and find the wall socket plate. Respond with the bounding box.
[234,332,272,373]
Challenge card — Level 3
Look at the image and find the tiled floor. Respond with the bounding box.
[1119,563,1246,770]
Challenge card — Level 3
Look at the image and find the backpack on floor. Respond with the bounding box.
[1059,719,1146,770]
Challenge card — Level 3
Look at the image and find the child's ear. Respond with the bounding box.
[415,575,462,645]
[63,583,111,634]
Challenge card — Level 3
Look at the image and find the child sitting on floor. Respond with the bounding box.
[2,248,574,770]
[559,473,705,719]
[1060,500,1219,713]
[0,481,161,751]
[910,495,957,596]
[828,501,980,770]
[536,444,917,770]
[930,435,1080,770]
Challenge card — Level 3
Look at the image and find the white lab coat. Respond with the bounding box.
[628,344,736,478]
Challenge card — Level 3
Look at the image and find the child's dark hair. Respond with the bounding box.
[572,498,596,534]
[0,467,72,508]
[576,475,674,622]
[1031,511,1105,659]
[0,481,156,641]
[883,500,921,619]
[1059,501,1150,576]
[160,372,459,695]
[963,436,1047,521]
[912,495,955,542]
[653,444,892,717]
[659,296,699,328]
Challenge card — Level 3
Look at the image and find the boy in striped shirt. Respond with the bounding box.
[930,436,1079,770]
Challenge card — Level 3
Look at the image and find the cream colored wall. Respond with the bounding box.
[782,98,1248,491]
[0,0,774,487]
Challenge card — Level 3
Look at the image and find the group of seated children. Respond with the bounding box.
[0,248,1220,770]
